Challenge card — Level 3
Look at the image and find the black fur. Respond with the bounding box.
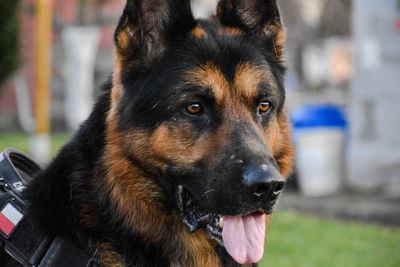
[19,1,292,266]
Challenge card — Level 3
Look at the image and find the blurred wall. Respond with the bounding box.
[349,0,400,193]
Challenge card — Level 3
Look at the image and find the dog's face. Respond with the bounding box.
[107,0,293,264]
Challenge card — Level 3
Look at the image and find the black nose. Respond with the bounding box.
[242,165,285,198]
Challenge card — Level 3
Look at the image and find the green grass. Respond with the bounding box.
[1,132,400,267]
[260,212,400,267]
[0,132,69,156]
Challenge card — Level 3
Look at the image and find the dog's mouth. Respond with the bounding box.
[175,185,268,264]
[175,185,224,245]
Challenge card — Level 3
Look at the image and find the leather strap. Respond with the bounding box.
[39,236,100,267]
[0,148,101,267]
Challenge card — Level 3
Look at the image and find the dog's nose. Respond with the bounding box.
[242,165,284,198]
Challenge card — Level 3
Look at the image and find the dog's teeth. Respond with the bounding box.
[220,217,224,228]
[273,190,282,196]
[235,159,243,165]
[198,214,212,222]
[176,185,187,212]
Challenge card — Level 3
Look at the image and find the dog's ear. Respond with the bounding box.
[114,0,195,64]
[216,0,285,64]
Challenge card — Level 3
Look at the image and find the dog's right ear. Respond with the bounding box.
[216,0,285,65]
[114,0,195,65]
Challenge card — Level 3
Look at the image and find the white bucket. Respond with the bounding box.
[295,128,344,196]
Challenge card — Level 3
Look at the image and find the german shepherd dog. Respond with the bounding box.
[24,0,294,266]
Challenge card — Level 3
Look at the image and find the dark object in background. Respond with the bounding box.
[284,169,299,192]
[0,0,20,90]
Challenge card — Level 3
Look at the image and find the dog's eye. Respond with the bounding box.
[258,101,271,113]
[185,103,202,115]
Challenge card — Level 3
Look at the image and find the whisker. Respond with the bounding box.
[201,189,216,199]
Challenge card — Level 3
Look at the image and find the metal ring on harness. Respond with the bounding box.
[0,148,41,195]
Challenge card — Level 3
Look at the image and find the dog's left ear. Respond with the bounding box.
[216,0,285,64]
[114,0,195,65]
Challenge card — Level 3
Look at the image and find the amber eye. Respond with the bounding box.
[258,101,271,113]
[185,103,202,115]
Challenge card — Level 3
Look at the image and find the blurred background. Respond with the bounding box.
[0,0,399,266]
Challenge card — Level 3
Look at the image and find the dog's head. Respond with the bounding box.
[107,0,294,264]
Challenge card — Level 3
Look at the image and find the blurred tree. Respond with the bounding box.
[0,0,20,91]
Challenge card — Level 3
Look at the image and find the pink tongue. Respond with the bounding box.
[222,213,266,264]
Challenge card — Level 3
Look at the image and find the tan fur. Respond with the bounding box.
[93,242,125,267]
[274,112,295,178]
[166,214,221,266]
[79,202,100,229]
[219,26,244,36]
[103,113,167,242]
[264,24,286,64]
[264,111,294,178]
[110,51,124,109]
[191,27,207,39]
[216,4,223,16]
[186,62,229,108]
[116,25,131,50]
[234,62,278,104]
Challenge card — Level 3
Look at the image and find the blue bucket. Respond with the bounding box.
[290,104,347,196]
[291,104,347,130]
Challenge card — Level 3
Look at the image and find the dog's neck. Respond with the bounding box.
[93,143,220,266]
